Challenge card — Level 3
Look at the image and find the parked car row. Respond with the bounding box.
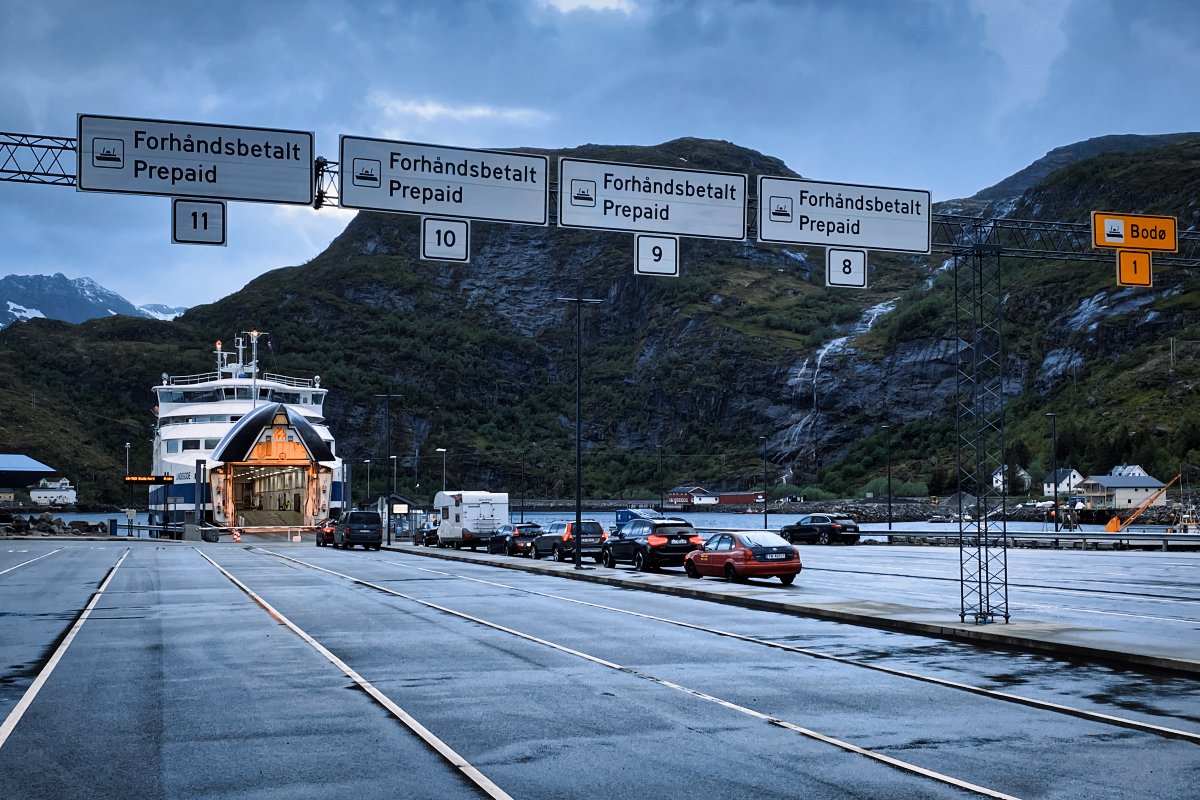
[466,516,806,585]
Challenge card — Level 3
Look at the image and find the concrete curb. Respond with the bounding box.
[382,543,1200,677]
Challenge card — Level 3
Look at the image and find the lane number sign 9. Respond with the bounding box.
[635,234,679,277]
[172,198,226,246]
[826,247,866,288]
[421,217,470,262]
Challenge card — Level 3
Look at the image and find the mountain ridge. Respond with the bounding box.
[0,272,187,328]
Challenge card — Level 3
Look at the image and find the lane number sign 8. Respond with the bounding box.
[421,217,470,262]
[826,247,866,288]
[635,234,679,276]
[172,198,226,246]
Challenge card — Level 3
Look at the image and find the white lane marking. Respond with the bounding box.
[195,549,514,800]
[0,548,63,576]
[260,550,1026,799]
[0,549,130,751]
[369,557,1200,745]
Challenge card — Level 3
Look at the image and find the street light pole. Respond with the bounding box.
[657,445,664,513]
[389,454,397,545]
[1047,412,1058,533]
[556,294,603,570]
[365,459,371,503]
[760,437,768,529]
[520,448,526,524]
[882,425,892,530]
[437,448,447,491]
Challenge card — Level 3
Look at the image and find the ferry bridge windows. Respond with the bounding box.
[166,440,180,454]
[182,440,201,451]
[204,439,220,449]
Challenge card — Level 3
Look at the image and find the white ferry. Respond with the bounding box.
[149,333,345,529]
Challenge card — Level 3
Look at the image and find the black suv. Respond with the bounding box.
[780,514,860,545]
[488,523,542,556]
[335,511,383,550]
[602,518,703,571]
[532,520,607,562]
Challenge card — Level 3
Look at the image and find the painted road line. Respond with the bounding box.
[194,549,514,800]
[0,549,130,751]
[0,548,63,577]
[258,549,1027,799]
[375,557,1200,746]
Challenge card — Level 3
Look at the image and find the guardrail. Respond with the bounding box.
[878,529,1200,551]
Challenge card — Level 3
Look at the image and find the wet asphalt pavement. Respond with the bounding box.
[1,541,1197,799]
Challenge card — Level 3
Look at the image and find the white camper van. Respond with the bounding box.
[433,491,509,550]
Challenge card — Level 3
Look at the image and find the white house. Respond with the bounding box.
[1076,474,1166,509]
[29,477,76,506]
[1043,468,1084,497]
[1109,464,1148,477]
[991,465,1031,493]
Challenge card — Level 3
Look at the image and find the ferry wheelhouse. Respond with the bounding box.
[150,334,345,529]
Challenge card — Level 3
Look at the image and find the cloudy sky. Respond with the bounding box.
[2,0,1197,308]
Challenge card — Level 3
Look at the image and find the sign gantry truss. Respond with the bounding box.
[0,132,76,186]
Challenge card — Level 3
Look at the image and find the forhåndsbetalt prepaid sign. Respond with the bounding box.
[558,158,747,240]
[77,114,313,204]
[339,136,548,225]
[758,176,930,253]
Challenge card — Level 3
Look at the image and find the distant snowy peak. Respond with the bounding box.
[138,303,188,321]
[0,273,187,328]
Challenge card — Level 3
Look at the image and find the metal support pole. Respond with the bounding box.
[760,436,768,530]
[1048,413,1058,533]
[883,425,892,530]
[657,445,664,512]
[438,448,447,491]
[556,295,602,570]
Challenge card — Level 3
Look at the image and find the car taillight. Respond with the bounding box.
[601,532,609,541]
[377,528,383,535]
[831,524,842,531]
[647,535,668,546]
[741,549,756,561]
[463,533,472,538]
[562,531,572,541]
[688,535,704,545]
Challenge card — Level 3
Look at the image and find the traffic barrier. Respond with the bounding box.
[232,530,241,543]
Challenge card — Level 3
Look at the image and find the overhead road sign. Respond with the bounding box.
[1092,211,1176,252]
[339,136,548,226]
[172,199,226,246]
[558,158,747,240]
[634,235,679,276]
[78,115,313,204]
[758,176,930,254]
[1117,250,1152,287]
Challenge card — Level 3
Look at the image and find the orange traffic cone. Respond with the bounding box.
[232,530,241,543]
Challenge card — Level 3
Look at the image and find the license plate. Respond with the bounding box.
[765,553,787,560]
[671,539,685,544]
[583,538,599,543]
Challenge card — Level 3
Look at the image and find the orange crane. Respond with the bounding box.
[1105,474,1180,532]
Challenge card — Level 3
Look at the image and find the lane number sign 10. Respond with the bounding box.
[826,247,866,288]
[635,234,679,276]
[172,198,226,246]
[421,217,470,262]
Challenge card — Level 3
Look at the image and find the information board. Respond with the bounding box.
[758,176,930,254]
[172,199,226,246]
[558,158,747,240]
[634,235,679,276]
[78,114,313,204]
[340,136,548,225]
[421,217,470,262]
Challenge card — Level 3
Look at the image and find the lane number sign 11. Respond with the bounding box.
[172,198,226,246]
[826,247,866,288]
[421,217,470,262]
[635,234,679,276]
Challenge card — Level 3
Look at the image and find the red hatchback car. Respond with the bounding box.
[685,531,802,585]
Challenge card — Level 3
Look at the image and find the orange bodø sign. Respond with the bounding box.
[1092,211,1177,252]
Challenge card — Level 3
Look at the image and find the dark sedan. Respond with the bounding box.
[601,518,703,571]
[488,522,542,556]
[779,514,860,545]
[315,517,337,547]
